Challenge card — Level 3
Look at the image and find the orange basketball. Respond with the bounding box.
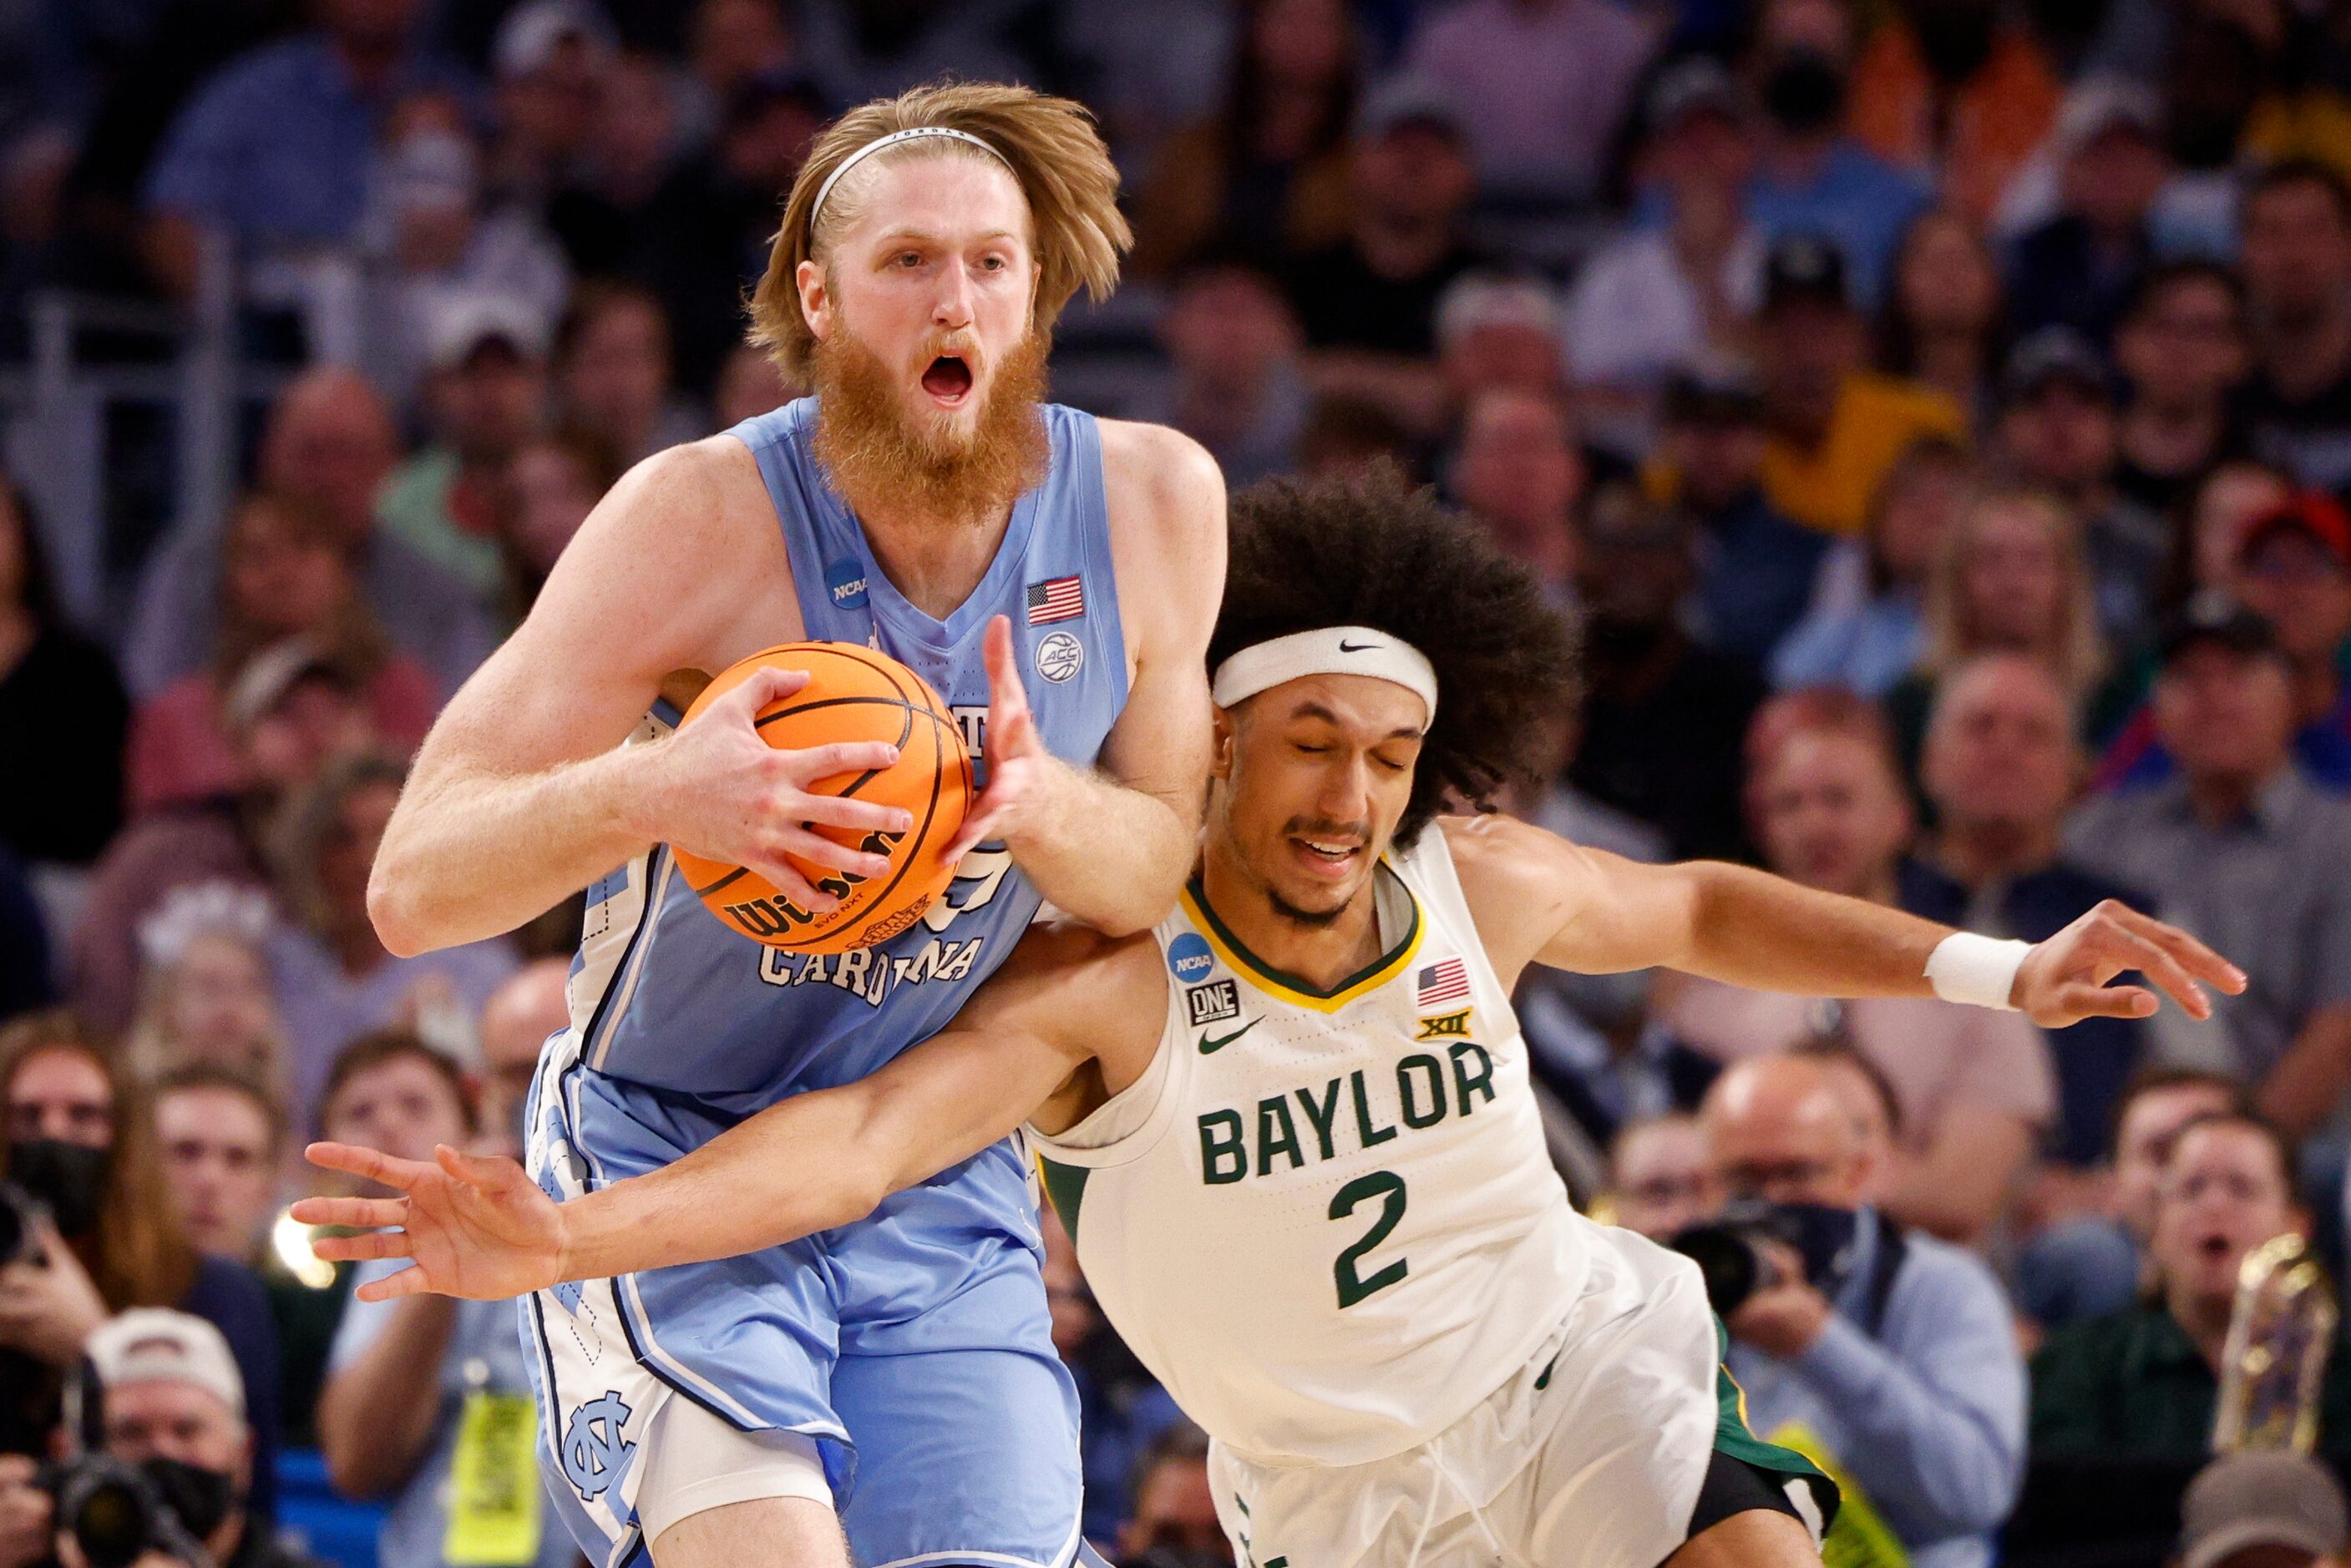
[672,643,972,953]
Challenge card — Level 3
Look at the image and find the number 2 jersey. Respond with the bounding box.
[1030,822,1587,1468]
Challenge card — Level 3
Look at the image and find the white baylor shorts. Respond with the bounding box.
[1206,1225,1824,1568]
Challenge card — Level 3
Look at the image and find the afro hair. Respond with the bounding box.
[1214,466,1579,847]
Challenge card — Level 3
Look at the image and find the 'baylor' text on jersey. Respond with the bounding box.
[1030,826,1584,1468]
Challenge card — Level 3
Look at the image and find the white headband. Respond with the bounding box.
[1211,627,1439,725]
[810,126,1014,228]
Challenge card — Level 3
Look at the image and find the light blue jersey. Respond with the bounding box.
[524,399,1131,1568]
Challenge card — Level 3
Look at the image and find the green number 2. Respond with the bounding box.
[1329,1170,1408,1308]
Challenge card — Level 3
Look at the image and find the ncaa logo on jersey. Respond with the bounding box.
[1034,630,1083,684]
[1168,933,1214,984]
[1186,979,1239,1026]
[825,559,869,611]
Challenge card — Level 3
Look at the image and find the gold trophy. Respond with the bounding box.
[2212,1233,2338,1454]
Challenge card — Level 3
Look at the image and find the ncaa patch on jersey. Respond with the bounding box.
[1035,630,1084,684]
[1168,932,1214,984]
[824,558,869,611]
[1416,1008,1472,1040]
[1185,979,1239,1026]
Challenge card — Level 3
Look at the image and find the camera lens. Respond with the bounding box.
[1668,1223,1768,1316]
[65,1476,153,1568]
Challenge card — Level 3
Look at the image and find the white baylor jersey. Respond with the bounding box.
[1030,825,1585,1468]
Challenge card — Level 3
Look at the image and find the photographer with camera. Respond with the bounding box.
[0,1309,317,1568]
[1691,1054,2024,1568]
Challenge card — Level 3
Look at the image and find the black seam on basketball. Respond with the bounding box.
[768,707,954,950]
[690,865,752,899]
[753,695,918,728]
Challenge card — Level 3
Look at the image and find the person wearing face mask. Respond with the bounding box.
[0,1015,280,1522]
[41,1310,318,1568]
[2019,1114,2351,1566]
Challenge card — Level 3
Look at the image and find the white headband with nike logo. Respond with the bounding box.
[1211,626,1439,725]
[811,126,1013,228]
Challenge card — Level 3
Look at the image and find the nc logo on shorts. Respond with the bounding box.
[1168,933,1214,983]
[561,1391,636,1503]
[826,559,869,610]
[1034,630,1083,684]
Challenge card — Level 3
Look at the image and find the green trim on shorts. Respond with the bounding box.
[1710,1318,1839,1508]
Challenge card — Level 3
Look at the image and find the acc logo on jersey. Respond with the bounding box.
[1168,933,1214,984]
[1186,979,1239,1026]
[560,1391,636,1503]
[824,559,869,610]
[1034,630,1083,684]
[1416,1008,1472,1040]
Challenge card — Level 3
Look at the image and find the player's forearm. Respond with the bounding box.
[369,743,666,955]
[1677,863,1955,999]
[1011,763,1197,936]
[318,1297,457,1497]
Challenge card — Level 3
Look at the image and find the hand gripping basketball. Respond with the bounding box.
[646,662,914,917]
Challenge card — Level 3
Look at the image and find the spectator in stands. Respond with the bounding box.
[137,0,467,300]
[2111,261,2252,523]
[1117,1421,1229,1568]
[124,368,498,705]
[554,280,703,464]
[1127,0,1358,279]
[1883,490,2115,779]
[1607,1114,1720,1240]
[1659,693,2055,1242]
[0,1013,279,1507]
[1282,78,1484,438]
[2235,495,2351,781]
[1658,364,1827,665]
[1436,273,1567,412]
[1397,0,1661,205]
[2177,1453,2351,1568]
[1877,209,2005,420]
[714,339,794,428]
[69,648,378,1035]
[2014,1068,2243,1331]
[2163,462,2295,619]
[677,0,797,145]
[124,883,288,1095]
[0,468,127,869]
[266,752,517,1124]
[1772,437,1970,695]
[1795,1035,1903,1208]
[485,0,616,205]
[544,49,683,280]
[1138,257,1310,488]
[1994,328,2169,650]
[2241,160,2351,495]
[499,424,623,619]
[1752,235,1968,538]
[377,300,555,602]
[1743,0,1933,306]
[1901,656,2150,1170]
[2070,599,2351,1136]
[474,959,567,1158]
[58,1310,317,1568]
[1447,388,1583,605]
[155,1065,284,1265]
[319,1030,575,1568]
[1566,60,1762,447]
[2003,86,2168,345]
[1569,486,1766,862]
[128,493,438,816]
[1293,396,1414,483]
[2024,1114,2351,1560]
[1700,1054,2026,1568]
[1847,0,2060,222]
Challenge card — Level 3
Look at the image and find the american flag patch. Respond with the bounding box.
[1416,958,1470,1009]
[1026,575,1085,625]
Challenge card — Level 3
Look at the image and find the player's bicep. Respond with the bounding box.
[1532,852,1708,975]
[1096,422,1223,815]
[1449,817,1701,980]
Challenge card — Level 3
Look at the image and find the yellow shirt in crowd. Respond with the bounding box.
[1760,373,1968,536]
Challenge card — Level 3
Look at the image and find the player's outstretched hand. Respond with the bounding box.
[293,1143,567,1302]
[943,615,1074,862]
[651,662,915,916]
[2012,900,2248,1029]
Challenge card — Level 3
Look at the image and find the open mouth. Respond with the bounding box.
[1290,835,1364,878]
[921,355,974,405]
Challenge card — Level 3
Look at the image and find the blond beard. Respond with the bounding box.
[809,326,1051,529]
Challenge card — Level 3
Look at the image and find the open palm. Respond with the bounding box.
[293,1143,568,1302]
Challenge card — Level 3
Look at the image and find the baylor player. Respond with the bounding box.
[301,473,2244,1568]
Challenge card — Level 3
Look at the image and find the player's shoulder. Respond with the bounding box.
[1436,812,1591,893]
[1094,418,1226,535]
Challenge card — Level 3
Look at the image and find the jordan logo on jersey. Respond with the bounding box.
[1197,1044,1497,1185]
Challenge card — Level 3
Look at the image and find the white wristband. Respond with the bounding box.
[1924,933,2033,1011]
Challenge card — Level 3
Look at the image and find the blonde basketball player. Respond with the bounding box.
[306,473,2243,1568]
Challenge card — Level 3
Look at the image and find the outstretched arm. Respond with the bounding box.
[1446,816,2246,1027]
[293,928,1165,1300]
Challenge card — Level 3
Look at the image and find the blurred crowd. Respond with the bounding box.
[4,0,2351,1565]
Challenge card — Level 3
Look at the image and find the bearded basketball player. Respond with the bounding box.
[357,83,1224,1568]
[314,473,2243,1568]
